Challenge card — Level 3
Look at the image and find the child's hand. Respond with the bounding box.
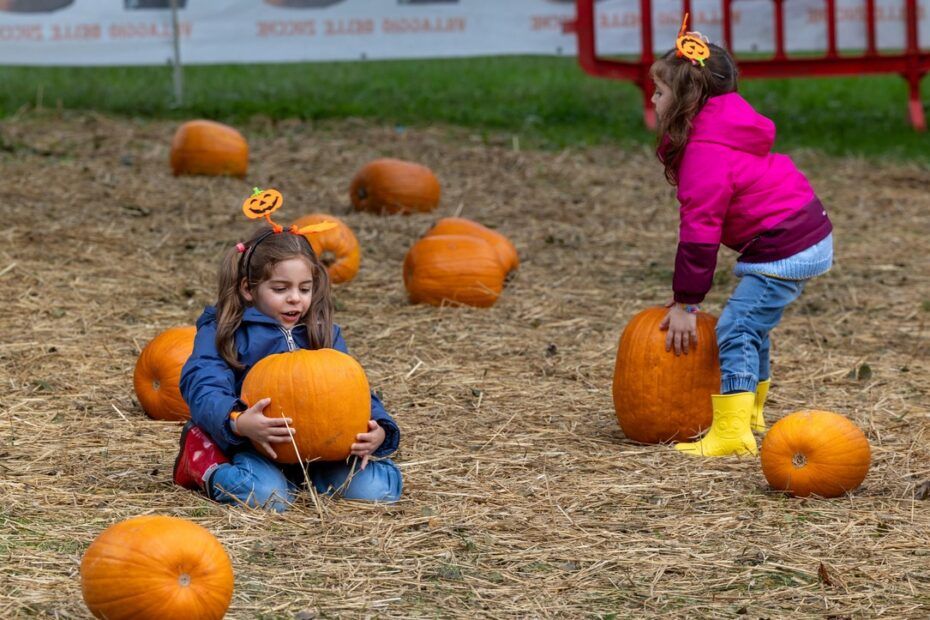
[350,420,385,470]
[235,398,296,460]
[659,304,698,356]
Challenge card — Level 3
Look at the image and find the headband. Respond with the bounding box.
[237,187,337,283]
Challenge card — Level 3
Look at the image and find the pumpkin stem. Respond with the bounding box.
[320,250,337,267]
[791,453,808,468]
[251,187,263,196]
[151,379,161,391]
[178,573,191,587]
[356,186,367,200]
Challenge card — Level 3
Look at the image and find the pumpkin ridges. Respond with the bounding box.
[133,326,196,422]
[804,441,872,461]
[403,235,505,308]
[285,352,308,462]
[83,523,223,572]
[87,585,220,619]
[81,515,233,620]
[424,217,519,273]
[350,158,441,215]
[293,213,361,284]
[761,410,870,498]
[612,307,718,443]
[802,463,870,480]
[170,120,248,178]
[790,415,868,459]
[240,349,370,464]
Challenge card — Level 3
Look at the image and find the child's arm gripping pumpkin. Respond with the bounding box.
[673,142,735,304]
[230,397,297,460]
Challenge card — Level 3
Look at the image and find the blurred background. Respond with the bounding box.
[0,0,927,160]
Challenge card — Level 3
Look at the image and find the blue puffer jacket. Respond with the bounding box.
[180,306,400,456]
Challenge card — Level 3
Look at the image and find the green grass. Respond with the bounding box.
[1,56,927,160]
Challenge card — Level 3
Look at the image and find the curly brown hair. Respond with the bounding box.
[651,43,739,185]
[214,227,334,370]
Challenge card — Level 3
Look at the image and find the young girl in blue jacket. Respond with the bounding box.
[173,224,402,512]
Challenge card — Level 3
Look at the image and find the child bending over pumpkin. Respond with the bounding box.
[653,21,833,457]
[174,216,402,511]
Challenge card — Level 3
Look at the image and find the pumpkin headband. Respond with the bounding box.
[675,13,711,67]
[238,187,337,283]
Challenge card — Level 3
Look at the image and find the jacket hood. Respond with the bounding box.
[196,306,217,329]
[689,93,775,156]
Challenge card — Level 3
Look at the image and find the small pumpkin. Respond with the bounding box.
[612,307,719,443]
[240,348,371,464]
[170,120,248,177]
[424,217,519,274]
[403,234,506,308]
[761,410,871,498]
[81,515,234,620]
[133,326,196,421]
[293,213,360,284]
[350,158,441,215]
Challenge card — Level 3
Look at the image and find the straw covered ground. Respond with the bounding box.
[1,112,929,619]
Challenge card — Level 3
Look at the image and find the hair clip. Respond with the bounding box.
[241,187,337,235]
[675,13,711,67]
[236,242,247,253]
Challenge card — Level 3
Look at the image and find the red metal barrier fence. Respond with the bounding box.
[566,0,929,130]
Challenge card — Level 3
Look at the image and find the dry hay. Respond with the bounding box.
[0,111,928,619]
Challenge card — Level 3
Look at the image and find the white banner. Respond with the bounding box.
[0,0,926,66]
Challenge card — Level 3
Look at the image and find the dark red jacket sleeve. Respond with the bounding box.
[672,143,734,303]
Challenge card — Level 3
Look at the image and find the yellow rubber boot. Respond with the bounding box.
[674,392,758,457]
[751,379,770,433]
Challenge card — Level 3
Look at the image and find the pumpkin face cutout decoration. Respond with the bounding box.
[675,13,711,66]
[243,187,283,220]
[239,187,338,237]
[678,35,709,63]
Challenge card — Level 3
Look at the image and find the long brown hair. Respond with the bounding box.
[215,227,334,370]
[651,43,739,185]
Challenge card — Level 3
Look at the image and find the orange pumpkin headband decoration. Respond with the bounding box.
[675,13,711,67]
[238,187,337,281]
[241,186,336,235]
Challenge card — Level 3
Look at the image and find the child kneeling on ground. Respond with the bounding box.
[173,199,401,511]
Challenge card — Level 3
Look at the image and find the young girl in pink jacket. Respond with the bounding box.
[652,37,833,457]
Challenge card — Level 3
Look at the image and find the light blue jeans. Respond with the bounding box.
[716,273,806,394]
[209,451,403,512]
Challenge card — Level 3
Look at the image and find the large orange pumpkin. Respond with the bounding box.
[403,235,506,308]
[761,410,871,498]
[293,213,361,284]
[612,307,720,443]
[133,326,196,421]
[81,515,234,620]
[240,348,371,464]
[424,217,519,274]
[170,120,248,177]
[350,158,441,214]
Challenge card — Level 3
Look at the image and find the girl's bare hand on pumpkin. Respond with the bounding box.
[659,304,698,356]
[350,420,385,470]
[235,397,295,460]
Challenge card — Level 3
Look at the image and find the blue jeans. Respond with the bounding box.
[716,273,806,394]
[209,451,403,512]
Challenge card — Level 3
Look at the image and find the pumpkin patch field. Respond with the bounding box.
[0,113,928,618]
